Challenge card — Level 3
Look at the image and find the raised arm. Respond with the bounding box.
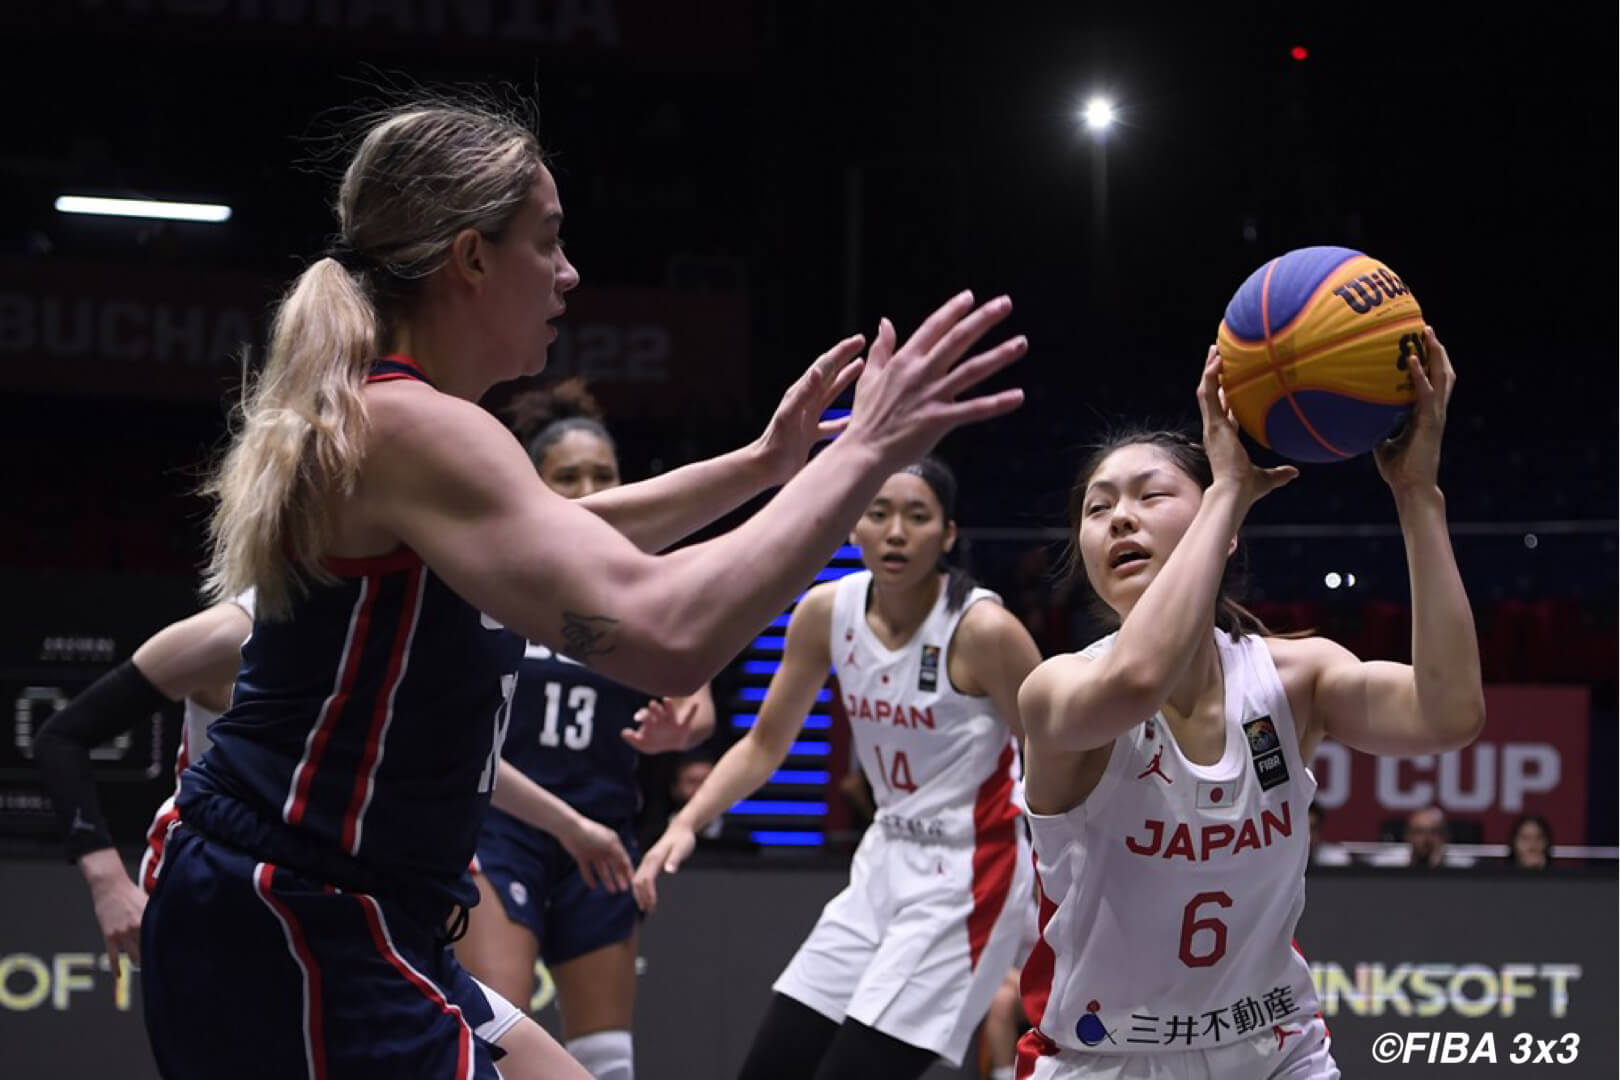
[1299,328,1485,757]
[1021,350,1295,753]
[369,293,1025,697]
[576,337,865,551]
[631,583,836,912]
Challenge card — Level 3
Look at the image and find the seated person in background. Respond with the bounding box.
[1508,813,1553,869]
[671,752,725,842]
[1401,805,1475,868]
[1307,801,1352,867]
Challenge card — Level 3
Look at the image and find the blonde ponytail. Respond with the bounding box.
[200,99,544,618]
[203,258,377,618]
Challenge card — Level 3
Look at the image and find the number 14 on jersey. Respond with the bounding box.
[871,744,917,794]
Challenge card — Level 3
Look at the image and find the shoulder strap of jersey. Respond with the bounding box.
[934,583,1001,649]
[828,570,870,657]
[1220,632,1306,759]
[366,354,436,387]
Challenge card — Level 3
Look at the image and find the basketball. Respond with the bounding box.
[1216,246,1426,463]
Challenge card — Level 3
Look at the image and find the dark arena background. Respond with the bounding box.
[0,3,1614,1078]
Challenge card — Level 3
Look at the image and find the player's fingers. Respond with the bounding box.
[931,387,1026,430]
[933,336,1028,401]
[613,848,634,891]
[899,290,977,359]
[822,356,865,407]
[865,317,897,371]
[633,863,659,912]
[1261,465,1300,493]
[1409,340,1435,403]
[925,296,1014,374]
[816,416,851,440]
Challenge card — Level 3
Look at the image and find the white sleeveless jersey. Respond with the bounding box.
[140,589,255,891]
[830,572,1020,845]
[1022,630,1320,1057]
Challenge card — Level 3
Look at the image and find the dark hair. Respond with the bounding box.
[500,376,616,469]
[1509,814,1554,865]
[898,455,977,611]
[1065,427,1273,639]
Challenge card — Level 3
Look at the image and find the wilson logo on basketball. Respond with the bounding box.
[1332,268,1411,314]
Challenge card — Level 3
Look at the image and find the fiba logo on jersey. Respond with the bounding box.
[1245,717,1280,754]
[1244,716,1290,792]
[918,645,940,691]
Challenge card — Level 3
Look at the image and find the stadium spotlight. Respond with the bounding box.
[55,195,232,223]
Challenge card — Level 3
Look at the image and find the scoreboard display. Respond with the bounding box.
[0,571,198,853]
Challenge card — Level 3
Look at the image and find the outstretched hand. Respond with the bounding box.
[1375,326,1454,494]
[1199,346,1297,505]
[752,335,868,486]
[621,697,701,754]
[844,292,1027,468]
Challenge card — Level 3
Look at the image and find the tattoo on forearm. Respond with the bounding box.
[561,611,619,661]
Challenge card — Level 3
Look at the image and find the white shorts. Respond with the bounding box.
[473,976,525,1046]
[1018,1016,1338,1080]
[773,822,1033,1066]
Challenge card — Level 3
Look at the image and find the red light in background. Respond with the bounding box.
[1290,45,1309,61]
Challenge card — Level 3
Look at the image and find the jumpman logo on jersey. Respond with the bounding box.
[70,809,96,833]
[1136,746,1172,784]
[1273,1024,1302,1050]
[845,649,859,668]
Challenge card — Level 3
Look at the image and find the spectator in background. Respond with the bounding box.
[671,752,725,842]
[1405,806,1453,868]
[1508,814,1553,869]
[1307,802,1352,867]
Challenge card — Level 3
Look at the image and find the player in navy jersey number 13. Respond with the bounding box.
[459,379,716,1080]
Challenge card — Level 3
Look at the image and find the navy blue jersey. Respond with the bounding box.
[179,355,525,914]
[488,642,647,828]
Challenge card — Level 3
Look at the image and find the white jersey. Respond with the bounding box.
[831,571,1021,845]
[771,571,1031,1066]
[139,589,255,891]
[1022,630,1321,1059]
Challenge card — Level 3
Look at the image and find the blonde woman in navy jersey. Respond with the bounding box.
[635,457,1044,1080]
[139,98,1028,1079]
[31,588,608,1016]
[1015,340,1483,1079]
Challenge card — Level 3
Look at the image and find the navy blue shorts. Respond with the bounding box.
[142,827,511,1079]
[475,820,639,966]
